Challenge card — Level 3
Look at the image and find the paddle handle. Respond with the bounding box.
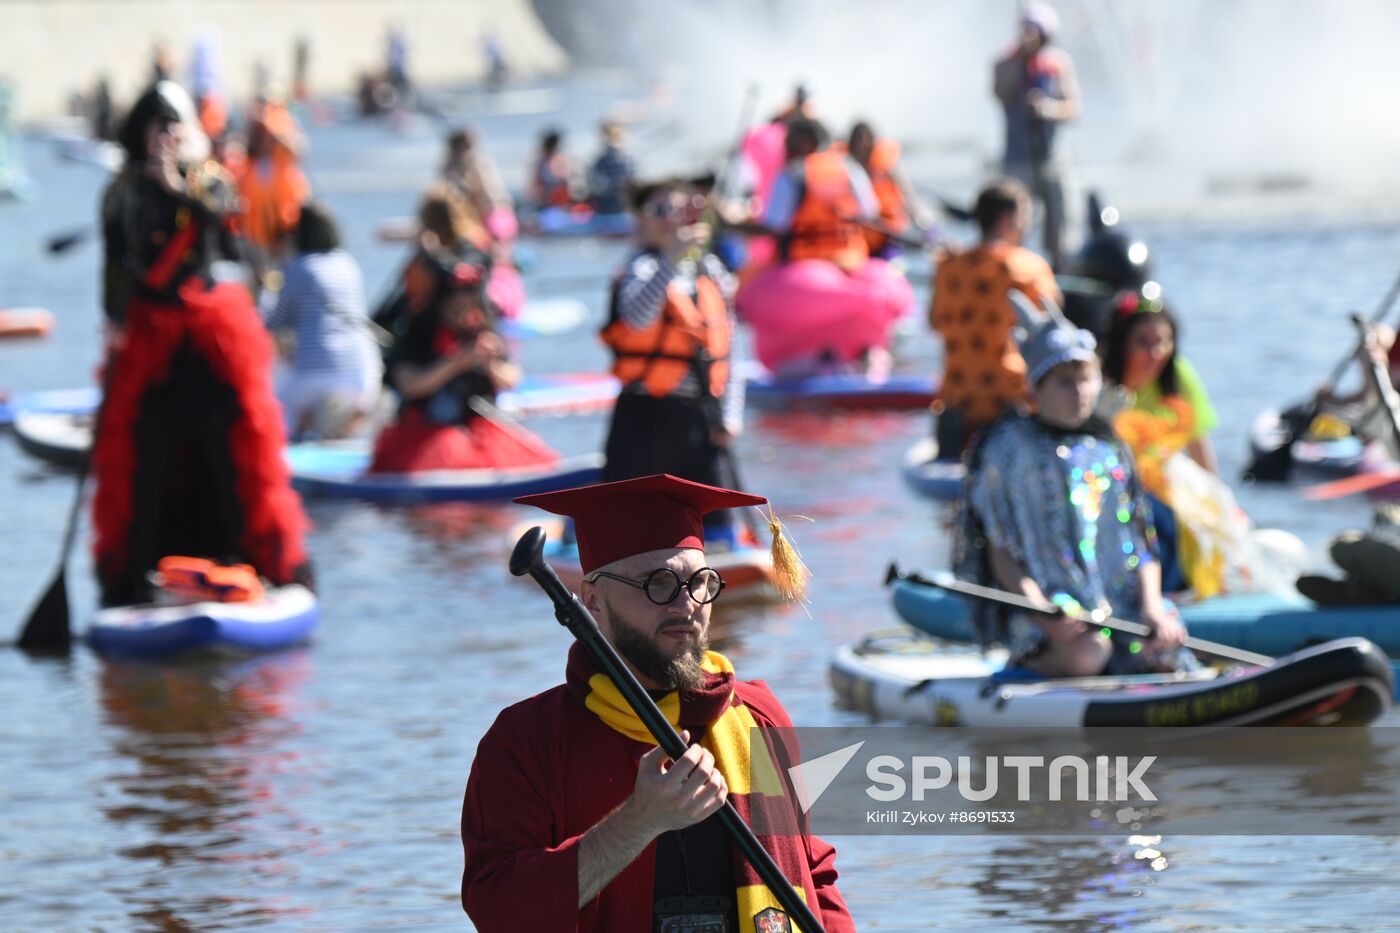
[893,566,1275,667]
[509,528,828,933]
[849,217,927,251]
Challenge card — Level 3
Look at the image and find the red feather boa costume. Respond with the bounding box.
[92,279,309,603]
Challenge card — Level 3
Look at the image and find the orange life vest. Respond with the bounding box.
[600,273,730,399]
[154,556,266,604]
[864,139,909,252]
[786,150,869,266]
[237,148,309,248]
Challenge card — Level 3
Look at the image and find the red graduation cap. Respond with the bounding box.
[515,474,766,573]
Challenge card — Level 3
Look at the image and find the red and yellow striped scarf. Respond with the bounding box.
[566,643,811,932]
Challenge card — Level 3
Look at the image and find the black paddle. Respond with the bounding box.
[885,563,1275,667]
[17,422,96,653]
[1245,266,1400,482]
[912,183,974,223]
[509,527,827,933]
[848,217,929,252]
[46,227,92,255]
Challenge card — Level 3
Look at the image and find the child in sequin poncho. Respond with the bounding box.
[953,319,1190,677]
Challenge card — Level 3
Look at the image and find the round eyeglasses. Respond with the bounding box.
[587,567,726,605]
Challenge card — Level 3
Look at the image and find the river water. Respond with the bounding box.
[3,73,1400,931]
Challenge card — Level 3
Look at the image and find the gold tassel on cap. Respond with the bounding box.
[760,505,812,608]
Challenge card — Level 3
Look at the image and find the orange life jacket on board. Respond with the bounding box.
[600,271,730,399]
[786,150,869,266]
[153,556,266,604]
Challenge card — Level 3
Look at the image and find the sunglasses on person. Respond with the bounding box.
[586,566,726,605]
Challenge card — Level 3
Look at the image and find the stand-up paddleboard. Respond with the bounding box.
[0,386,101,428]
[832,628,1392,727]
[900,437,965,501]
[286,441,604,504]
[0,308,55,339]
[88,585,320,660]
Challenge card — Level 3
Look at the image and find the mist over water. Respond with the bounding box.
[574,0,1400,216]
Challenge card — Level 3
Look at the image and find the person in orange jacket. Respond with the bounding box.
[845,121,936,258]
[235,99,309,261]
[760,118,877,272]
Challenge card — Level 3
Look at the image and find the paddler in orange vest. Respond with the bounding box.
[844,121,936,258]
[760,118,878,272]
[234,97,310,265]
[598,179,747,547]
[929,177,1060,456]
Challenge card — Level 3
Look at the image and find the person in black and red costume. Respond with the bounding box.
[92,81,311,607]
[369,256,557,474]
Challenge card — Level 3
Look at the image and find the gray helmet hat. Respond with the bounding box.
[1008,289,1099,385]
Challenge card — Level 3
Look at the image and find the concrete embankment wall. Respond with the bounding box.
[1,0,569,121]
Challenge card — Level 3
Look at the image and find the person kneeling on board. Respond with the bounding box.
[369,258,555,473]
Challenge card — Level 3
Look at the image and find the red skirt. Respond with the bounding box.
[92,281,309,603]
[368,408,558,474]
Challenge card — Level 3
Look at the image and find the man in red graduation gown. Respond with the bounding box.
[461,474,856,932]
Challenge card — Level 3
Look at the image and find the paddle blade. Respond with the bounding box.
[46,229,90,254]
[17,569,73,653]
[1303,469,1400,501]
[1242,441,1294,483]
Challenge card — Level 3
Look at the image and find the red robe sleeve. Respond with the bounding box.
[736,681,857,933]
[461,697,582,930]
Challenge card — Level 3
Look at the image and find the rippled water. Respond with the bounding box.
[4,75,1400,931]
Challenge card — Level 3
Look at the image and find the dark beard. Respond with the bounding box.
[611,620,709,692]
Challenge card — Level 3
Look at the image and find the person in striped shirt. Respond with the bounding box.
[263,202,383,440]
[598,180,747,548]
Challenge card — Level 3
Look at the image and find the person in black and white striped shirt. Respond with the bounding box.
[598,180,748,549]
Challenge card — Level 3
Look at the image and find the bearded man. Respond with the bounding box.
[459,474,855,933]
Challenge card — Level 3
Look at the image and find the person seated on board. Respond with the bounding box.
[1099,291,1231,594]
[597,179,748,550]
[370,258,555,474]
[1297,505,1400,606]
[93,81,310,607]
[761,118,877,274]
[1308,322,1400,447]
[442,127,517,243]
[262,201,383,441]
[930,177,1059,457]
[586,119,637,217]
[735,118,914,378]
[844,121,937,259]
[529,126,575,211]
[374,185,494,338]
[953,313,1189,678]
